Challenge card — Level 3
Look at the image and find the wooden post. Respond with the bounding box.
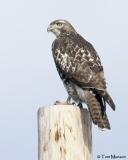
[38,105,92,160]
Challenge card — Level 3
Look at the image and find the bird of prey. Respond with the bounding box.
[47,19,115,130]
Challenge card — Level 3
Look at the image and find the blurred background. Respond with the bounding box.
[0,0,127,159]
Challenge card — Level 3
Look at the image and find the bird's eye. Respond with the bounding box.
[56,23,63,26]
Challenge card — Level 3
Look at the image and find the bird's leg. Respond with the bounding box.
[54,96,72,105]
[66,96,71,104]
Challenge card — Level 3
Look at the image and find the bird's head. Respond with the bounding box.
[47,19,76,37]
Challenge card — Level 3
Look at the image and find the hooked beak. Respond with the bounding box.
[47,25,53,32]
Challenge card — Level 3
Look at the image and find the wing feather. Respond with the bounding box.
[52,33,106,91]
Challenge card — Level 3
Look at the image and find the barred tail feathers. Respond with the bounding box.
[85,91,111,130]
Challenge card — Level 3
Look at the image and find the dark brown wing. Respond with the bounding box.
[52,33,106,90]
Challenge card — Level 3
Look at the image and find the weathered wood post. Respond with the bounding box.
[38,105,92,160]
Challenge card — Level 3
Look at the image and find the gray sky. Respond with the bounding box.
[0,0,128,159]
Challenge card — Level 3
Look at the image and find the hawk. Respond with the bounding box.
[47,19,115,130]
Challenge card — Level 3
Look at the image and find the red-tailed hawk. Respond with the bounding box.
[47,19,115,130]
